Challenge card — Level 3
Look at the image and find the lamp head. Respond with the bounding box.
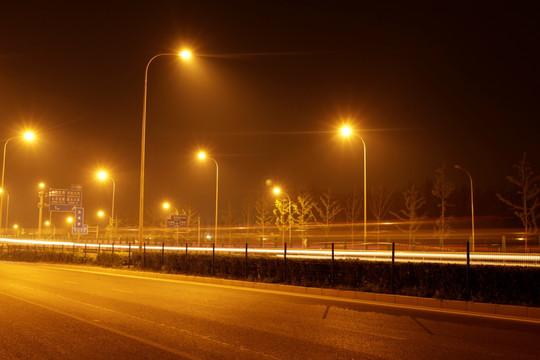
[340,126,352,137]
[163,202,170,210]
[197,152,207,160]
[179,50,192,59]
[23,131,35,141]
[273,187,281,195]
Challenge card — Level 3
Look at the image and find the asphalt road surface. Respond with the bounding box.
[1,261,539,359]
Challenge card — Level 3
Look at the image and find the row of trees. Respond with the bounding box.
[141,153,538,248]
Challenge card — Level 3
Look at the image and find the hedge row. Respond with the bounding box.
[1,248,538,307]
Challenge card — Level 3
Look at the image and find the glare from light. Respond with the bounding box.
[163,202,170,210]
[179,50,192,59]
[67,217,73,223]
[197,152,207,160]
[98,211,104,217]
[97,171,107,180]
[24,131,35,141]
[45,221,50,226]
[340,126,352,137]
[13,224,18,229]
[39,182,45,188]
[0,188,2,194]
[273,187,281,195]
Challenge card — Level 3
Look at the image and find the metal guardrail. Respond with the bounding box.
[1,237,539,267]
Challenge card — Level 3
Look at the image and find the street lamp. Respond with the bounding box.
[339,125,367,248]
[197,152,219,245]
[0,188,8,231]
[273,187,292,247]
[0,131,36,233]
[38,182,46,238]
[454,165,475,252]
[138,50,192,249]
[97,170,116,234]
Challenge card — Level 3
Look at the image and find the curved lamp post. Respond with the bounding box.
[98,171,116,234]
[138,50,191,249]
[197,152,219,245]
[273,187,292,247]
[0,131,35,233]
[340,125,367,248]
[454,164,475,252]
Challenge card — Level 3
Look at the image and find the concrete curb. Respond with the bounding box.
[38,263,540,322]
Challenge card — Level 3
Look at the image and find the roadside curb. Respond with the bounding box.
[36,263,540,322]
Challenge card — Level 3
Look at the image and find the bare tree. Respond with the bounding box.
[273,198,291,246]
[255,196,274,239]
[369,186,391,246]
[317,188,343,248]
[178,205,199,245]
[344,184,362,245]
[293,190,319,248]
[242,196,255,233]
[391,184,426,250]
[497,153,539,249]
[220,202,237,246]
[432,163,455,245]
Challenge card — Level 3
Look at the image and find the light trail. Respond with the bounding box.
[1,238,539,267]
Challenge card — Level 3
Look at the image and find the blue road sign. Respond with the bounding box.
[72,224,88,234]
[167,215,188,228]
[71,207,88,234]
[49,187,82,212]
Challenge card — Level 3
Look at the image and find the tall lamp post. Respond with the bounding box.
[340,125,367,248]
[37,182,46,238]
[197,152,219,245]
[454,165,475,252]
[98,171,116,235]
[0,189,8,230]
[0,131,35,233]
[138,50,192,249]
[273,187,292,247]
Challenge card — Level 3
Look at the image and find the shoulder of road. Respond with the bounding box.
[35,263,540,323]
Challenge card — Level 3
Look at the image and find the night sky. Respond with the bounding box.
[1,1,538,228]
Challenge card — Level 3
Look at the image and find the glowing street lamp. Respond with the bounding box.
[197,151,219,244]
[339,124,367,248]
[138,50,192,249]
[67,217,73,224]
[38,182,46,237]
[0,131,36,233]
[273,187,292,246]
[454,165,475,252]
[97,170,116,233]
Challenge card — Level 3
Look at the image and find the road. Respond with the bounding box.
[0,262,539,359]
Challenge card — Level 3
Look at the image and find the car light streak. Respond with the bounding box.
[1,238,538,267]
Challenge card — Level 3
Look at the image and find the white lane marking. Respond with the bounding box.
[0,289,202,360]
[40,264,540,325]
[111,288,134,294]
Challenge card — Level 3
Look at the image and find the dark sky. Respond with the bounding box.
[1,1,539,228]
